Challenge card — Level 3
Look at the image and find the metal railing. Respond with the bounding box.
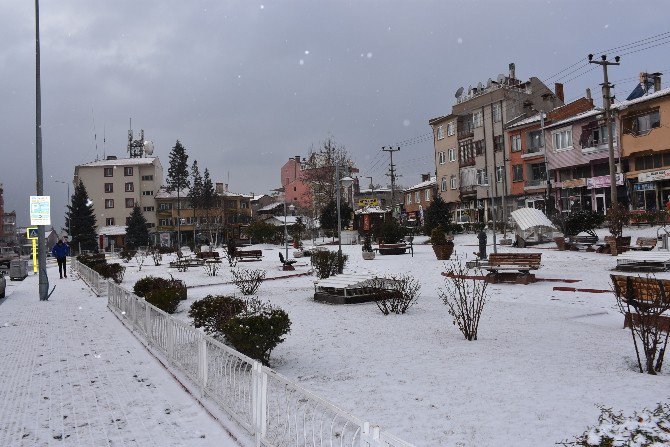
[103,279,413,447]
[70,258,108,296]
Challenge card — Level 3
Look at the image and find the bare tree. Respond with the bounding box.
[369,275,421,315]
[439,259,488,341]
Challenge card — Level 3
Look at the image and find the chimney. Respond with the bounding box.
[585,88,592,101]
[106,155,117,160]
[215,182,224,194]
[224,183,229,192]
[508,62,516,80]
[421,173,431,182]
[654,74,662,92]
[294,155,301,162]
[554,83,564,103]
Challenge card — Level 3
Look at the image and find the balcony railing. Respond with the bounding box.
[458,128,474,140]
[524,179,546,190]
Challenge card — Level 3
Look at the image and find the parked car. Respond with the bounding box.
[0,246,19,269]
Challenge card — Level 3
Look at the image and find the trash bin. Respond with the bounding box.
[9,260,28,281]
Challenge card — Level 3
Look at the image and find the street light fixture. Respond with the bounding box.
[336,166,355,273]
[284,201,295,259]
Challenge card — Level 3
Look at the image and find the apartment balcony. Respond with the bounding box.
[521,146,545,159]
[459,184,477,197]
[457,128,474,140]
[524,179,547,191]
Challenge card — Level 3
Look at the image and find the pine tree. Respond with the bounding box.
[188,160,203,247]
[423,194,452,235]
[67,181,97,252]
[319,200,353,232]
[125,205,149,249]
[166,140,190,247]
[201,168,216,244]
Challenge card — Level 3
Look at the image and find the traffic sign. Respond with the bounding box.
[27,227,39,239]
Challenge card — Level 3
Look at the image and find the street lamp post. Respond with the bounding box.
[284,201,295,260]
[335,162,354,273]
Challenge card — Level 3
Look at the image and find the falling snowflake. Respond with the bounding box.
[299,59,304,65]
[403,119,410,126]
[304,50,310,55]
[457,37,463,44]
[260,4,264,9]
[367,52,373,59]
[604,24,609,29]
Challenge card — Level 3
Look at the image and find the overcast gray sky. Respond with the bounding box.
[1,0,669,230]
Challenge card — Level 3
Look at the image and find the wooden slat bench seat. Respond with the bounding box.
[616,252,670,272]
[629,237,658,251]
[612,275,670,333]
[235,250,263,261]
[196,251,220,259]
[484,253,542,284]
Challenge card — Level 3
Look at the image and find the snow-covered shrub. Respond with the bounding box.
[133,276,187,300]
[311,250,348,278]
[151,249,162,266]
[439,260,488,341]
[231,268,266,295]
[369,275,421,315]
[92,262,125,284]
[561,403,670,446]
[203,261,220,277]
[119,248,136,263]
[77,253,106,268]
[145,288,181,314]
[188,295,247,335]
[135,251,147,271]
[221,302,291,366]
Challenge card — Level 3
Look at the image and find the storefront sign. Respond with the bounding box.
[586,173,624,189]
[362,214,371,231]
[634,182,655,191]
[159,232,171,247]
[638,168,670,183]
[561,178,587,189]
[357,198,379,207]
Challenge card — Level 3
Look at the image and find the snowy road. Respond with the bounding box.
[0,267,241,446]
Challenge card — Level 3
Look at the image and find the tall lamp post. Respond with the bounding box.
[335,162,354,273]
[283,201,295,260]
[54,180,70,237]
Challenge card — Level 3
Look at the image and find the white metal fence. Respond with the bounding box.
[70,258,108,296]
[100,277,414,447]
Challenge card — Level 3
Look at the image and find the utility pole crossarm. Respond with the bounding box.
[382,146,400,217]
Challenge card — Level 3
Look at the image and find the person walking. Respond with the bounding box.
[51,239,70,279]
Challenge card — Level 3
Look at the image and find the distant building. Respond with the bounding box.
[251,194,278,218]
[280,156,311,209]
[403,174,437,226]
[0,184,17,246]
[73,156,163,237]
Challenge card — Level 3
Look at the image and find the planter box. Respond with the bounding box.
[362,251,376,260]
[554,237,566,251]
[432,243,453,260]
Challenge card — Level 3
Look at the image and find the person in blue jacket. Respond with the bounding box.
[51,239,70,279]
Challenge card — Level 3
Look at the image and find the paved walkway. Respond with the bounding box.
[0,266,242,446]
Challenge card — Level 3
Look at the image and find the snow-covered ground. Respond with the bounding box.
[113,227,670,447]
[0,266,244,447]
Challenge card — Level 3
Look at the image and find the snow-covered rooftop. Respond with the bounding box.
[612,86,670,110]
[78,157,158,168]
[155,187,190,199]
[404,177,436,192]
[544,108,603,130]
[506,113,541,129]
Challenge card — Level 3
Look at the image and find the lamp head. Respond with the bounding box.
[601,54,607,61]
[340,176,354,189]
[614,55,620,63]
[588,54,593,61]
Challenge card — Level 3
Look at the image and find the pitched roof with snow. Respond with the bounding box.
[404,177,436,193]
[612,86,670,110]
[544,109,603,130]
[506,113,542,129]
[78,157,158,168]
[155,187,191,199]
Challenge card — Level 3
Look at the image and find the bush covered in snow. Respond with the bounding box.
[369,274,421,315]
[189,295,247,335]
[311,250,348,278]
[133,276,187,300]
[439,260,488,341]
[92,262,126,284]
[231,268,266,295]
[145,287,181,314]
[561,403,670,446]
[77,253,106,268]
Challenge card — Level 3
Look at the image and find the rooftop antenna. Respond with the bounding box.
[127,118,150,158]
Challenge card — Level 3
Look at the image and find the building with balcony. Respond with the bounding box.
[614,77,669,211]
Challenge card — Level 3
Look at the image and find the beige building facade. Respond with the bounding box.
[430,114,459,205]
[73,156,163,232]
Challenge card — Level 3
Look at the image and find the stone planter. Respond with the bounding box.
[432,243,454,260]
[362,251,376,260]
[499,238,513,246]
[610,236,631,256]
[554,236,566,251]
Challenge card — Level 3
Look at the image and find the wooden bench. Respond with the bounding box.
[234,250,263,261]
[484,253,542,284]
[596,236,631,255]
[612,274,670,332]
[566,235,599,251]
[196,251,220,259]
[616,251,670,272]
[168,257,206,268]
[278,252,296,270]
[629,237,657,251]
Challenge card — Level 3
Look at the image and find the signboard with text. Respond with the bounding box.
[357,198,380,208]
[586,174,624,190]
[638,168,670,183]
[30,195,51,225]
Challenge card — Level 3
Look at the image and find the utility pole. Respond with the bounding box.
[589,53,620,206]
[382,146,400,216]
[35,0,48,301]
[366,176,374,203]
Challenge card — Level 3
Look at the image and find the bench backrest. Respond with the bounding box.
[636,237,657,247]
[611,274,670,304]
[489,253,542,266]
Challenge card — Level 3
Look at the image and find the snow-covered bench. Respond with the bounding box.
[615,251,670,272]
[482,253,542,284]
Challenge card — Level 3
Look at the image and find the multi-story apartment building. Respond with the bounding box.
[506,96,595,211]
[0,183,17,246]
[155,183,252,246]
[403,174,437,226]
[430,114,460,207]
[431,63,564,223]
[73,156,163,235]
[280,156,311,209]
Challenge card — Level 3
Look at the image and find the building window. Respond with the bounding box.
[476,169,488,186]
[626,109,661,135]
[124,166,133,176]
[512,165,524,182]
[492,103,502,123]
[472,111,483,128]
[511,135,521,152]
[552,129,572,151]
[438,151,446,164]
[125,217,132,225]
[125,182,134,192]
[141,175,154,181]
[415,191,420,203]
[227,200,237,208]
[448,148,456,162]
[104,167,113,177]
[528,163,547,181]
[143,206,155,212]
[474,140,485,156]
[241,201,249,209]
[146,223,155,228]
[105,199,114,209]
[406,194,412,204]
[496,166,504,183]
[493,135,504,152]
[425,189,431,202]
[125,198,135,208]
[142,190,154,196]
[437,125,444,140]
[104,183,113,193]
[528,130,544,152]
[635,153,670,171]
[447,122,455,136]
[105,218,115,226]
[441,177,447,192]
[159,203,172,211]
[450,176,457,190]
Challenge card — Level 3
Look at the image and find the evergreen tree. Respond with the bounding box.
[166,140,190,247]
[201,168,216,243]
[125,204,150,248]
[319,200,353,232]
[67,181,97,252]
[423,194,452,235]
[188,160,203,246]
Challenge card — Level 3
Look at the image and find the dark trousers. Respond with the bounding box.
[57,257,67,278]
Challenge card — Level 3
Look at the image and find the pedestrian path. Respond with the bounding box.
[0,267,242,446]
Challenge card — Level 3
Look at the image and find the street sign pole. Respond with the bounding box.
[27,227,39,273]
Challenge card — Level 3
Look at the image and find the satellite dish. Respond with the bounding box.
[477,82,484,91]
[143,140,154,155]
[455,86,464,98]
[497,74,505,83]
[487,78,492,87]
